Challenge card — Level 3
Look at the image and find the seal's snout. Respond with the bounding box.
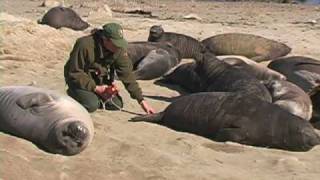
[52,120,90,155]
[67,121,88,143]
[301,127,320,148]
[63,121,89,147]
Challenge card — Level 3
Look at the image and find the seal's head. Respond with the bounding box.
[286,120,320,151]
[148,25,164,41]
[48,120,90,156]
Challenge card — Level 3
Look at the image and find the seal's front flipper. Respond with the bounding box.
[214,127,246,143]
[16,92,54,109]
[130,112,164,123]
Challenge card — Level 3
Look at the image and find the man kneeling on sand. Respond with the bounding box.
[64,22,155,114]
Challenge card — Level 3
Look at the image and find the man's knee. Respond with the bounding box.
[67,88,100,113]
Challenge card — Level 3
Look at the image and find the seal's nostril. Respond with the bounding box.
[67,122,88,141]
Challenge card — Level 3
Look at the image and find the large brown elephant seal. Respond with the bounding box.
[39,6,89,31]
[148,25,205,60]
[268,56,320,94]
[131,92,320,151]
[201,33,291,62]
[127,41,181,80]
[0,86,94,156]
[263,80,313,120]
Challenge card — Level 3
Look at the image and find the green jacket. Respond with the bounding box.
[64,34,144,102]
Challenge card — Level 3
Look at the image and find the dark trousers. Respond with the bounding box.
[67,88,123,113]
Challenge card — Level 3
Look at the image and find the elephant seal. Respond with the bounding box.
[201,33,291,62]
[217,55,286,80]
[161,55,285,93]
[39,6,89,31]
[0,86,94,156]
[161,62,203,92]
[127,41,181,80]
[195,52,272,102]
[310,91,320,129]
[268,56,320,94]
[148,25,205,60]
[134,48,181,80]
[131,92,320,151]
[263,80,313,120]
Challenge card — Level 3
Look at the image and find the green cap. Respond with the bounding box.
[102,23,128,49]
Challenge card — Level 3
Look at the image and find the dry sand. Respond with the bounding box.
[1,0,320,179]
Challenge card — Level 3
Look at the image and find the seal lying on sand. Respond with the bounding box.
[131,92,320,151]
[39,6,89,31]
[217,55,286,80]
[195,52,272,102]
[201,33,291,62]
[161,55,285,93]
[161,62,203,93]
[263,80,313,121]
[127,42,181,80]
[148,25,204,60]
[310,92,320,129]
[0,86,94,156]
[268,56,320,94]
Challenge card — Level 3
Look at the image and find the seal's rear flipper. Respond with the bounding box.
[130,112,164,123]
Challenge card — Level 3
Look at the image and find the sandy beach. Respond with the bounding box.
[1,0,320,179]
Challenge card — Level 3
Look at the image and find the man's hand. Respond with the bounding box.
[140,100,155,114]
[95,85,108,95]
[95,84,119,101]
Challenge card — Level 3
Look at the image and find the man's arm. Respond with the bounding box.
[114,49,144,102]
[64,38,96,92]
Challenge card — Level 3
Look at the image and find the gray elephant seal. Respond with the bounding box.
[0,86,94,156]
[39,6,89,31]
[268,56,320,94]
[201,33,291,62]
[195,52,272,102]
[127,41,181,80]
[217,55,286,80]
[131,92,320,151]
[134,48,181,80]
[263,80,313,120]
[148,25,205,60]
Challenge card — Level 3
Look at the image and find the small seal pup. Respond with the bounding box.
[39,6,89,31]
[131,92,320,152]
[148,25,205,60]
[263,80,313,120]
[201,33,291,62]
[0,86,94,156]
